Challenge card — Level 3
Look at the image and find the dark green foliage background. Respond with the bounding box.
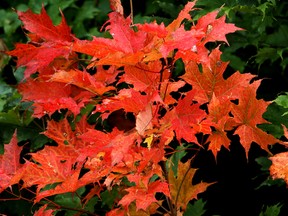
[0,0,288,215]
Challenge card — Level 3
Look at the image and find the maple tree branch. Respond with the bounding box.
[155,201,171,215]
[2,187,33,203]
[158,56,175,101]
[158,66,164,92]
[45,202,100,216]
[130,0,134,24]
[11,187,100,216]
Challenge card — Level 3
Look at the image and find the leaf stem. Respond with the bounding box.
[130,0,134,24]
[160,160,175,216]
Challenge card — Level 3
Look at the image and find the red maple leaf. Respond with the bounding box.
[93,65,120,85]
[7,44,73,79]
[96,89,162,120]
[0,131,24,192]
[109,130,141,165]
[72,11,147,67]
[160,25,205,58]
[43,117,93,149]
[20,119,94,196]
[125,145,165,187]
[76,129,142,188]
[207,95,237,156]
[34,167,82,203]
[120,61,163,92]
[18,79,82,118]
[163,8,242,65]
[161,91,208,144]
[34,204,55,216]
[17,7,72,43]
[7,7,74,79]
[231,81,279,156]
[50,68,115,95]
[166,1,196,32]
[136,21,167,38]
[43,118,76,146]
[181,47,254,104]
[119,180,170,211]
[21,145,79,189]
[196,10,243,45]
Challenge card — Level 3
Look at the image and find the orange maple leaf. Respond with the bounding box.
[270,152,288,185]
[168,159,213,211]
[232,81,279,156]
[181,47,254,104]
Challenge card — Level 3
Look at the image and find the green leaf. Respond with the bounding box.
[101,187,121,209]
[255,156,272,172]
[274,93,288,109]
[256,176,285,189]
[258,102,288,138]
[27,0,49,13]
[14,66,25,83]
[84,197,98,213]
[0,109,22,125]
[30,134,51,151]
[257,1,275,20]
[154,0,182,18]
[0,80,13,94]
[53,187,86,216]
[70,1,101,38]
[0,9,22,36]
[0,108,33,126]
[259,203,282,216]
[166,144,189,176]
[254,48,282,67]
[184,199,207,216]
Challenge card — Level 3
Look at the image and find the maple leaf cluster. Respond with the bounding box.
[2,0,281,215]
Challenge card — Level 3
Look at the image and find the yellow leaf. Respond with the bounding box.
[143,134,154,150]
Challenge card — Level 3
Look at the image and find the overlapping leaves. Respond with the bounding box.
[1,0,281,215]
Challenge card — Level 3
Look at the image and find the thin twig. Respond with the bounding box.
[160,161,175,216]
[129,0,134,24]
[155,201,171,215]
